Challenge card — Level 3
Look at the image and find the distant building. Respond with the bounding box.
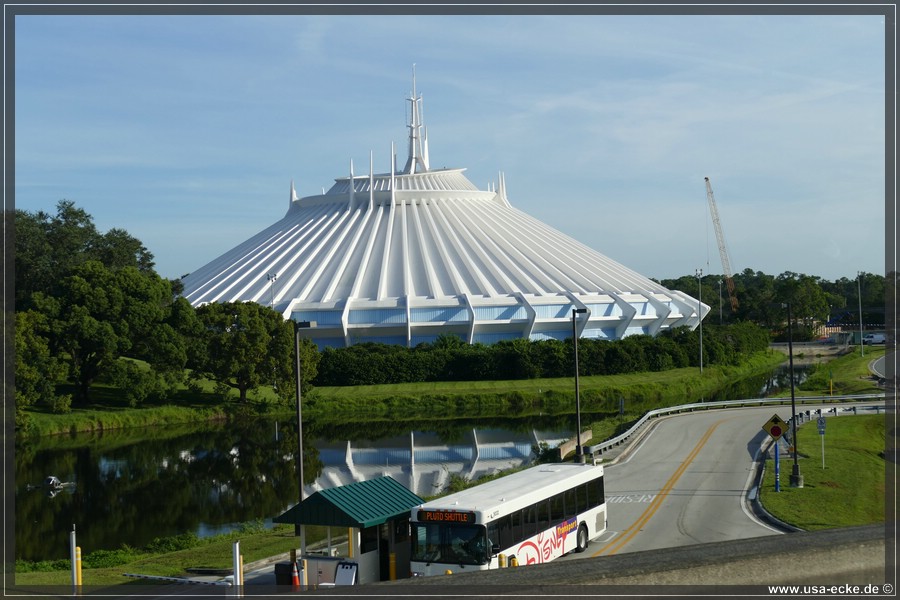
[182,74,708,348]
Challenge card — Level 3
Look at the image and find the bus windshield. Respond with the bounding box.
[411,522,489,566]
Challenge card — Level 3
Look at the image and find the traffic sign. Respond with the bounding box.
[817,416,826,435]
[762,414,789,440]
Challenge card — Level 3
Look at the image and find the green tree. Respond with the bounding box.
[37,261,176,405]
[15,201,156,311]
[14,310,69,424]
[773,272,831,340]
[189,301,315,403]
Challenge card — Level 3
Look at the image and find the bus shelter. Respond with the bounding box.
[274,476,423,585]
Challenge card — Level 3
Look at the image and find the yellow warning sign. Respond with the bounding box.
[762,414,788,440]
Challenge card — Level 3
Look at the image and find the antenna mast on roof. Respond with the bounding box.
[403,64,430,174]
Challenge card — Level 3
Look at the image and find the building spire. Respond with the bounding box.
[402,64,430,175]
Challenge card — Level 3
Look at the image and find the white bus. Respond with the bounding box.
[409,463,606,576]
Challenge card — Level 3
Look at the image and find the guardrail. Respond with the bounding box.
[586,392,886,458]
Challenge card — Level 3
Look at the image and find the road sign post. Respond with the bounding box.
[774,438,780,492]
[762,414,789,492]
[818,416,826,469]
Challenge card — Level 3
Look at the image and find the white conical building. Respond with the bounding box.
[182,74,709,348]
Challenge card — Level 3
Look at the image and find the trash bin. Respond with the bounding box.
[274,562,295,585]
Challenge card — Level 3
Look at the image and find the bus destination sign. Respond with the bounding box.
[417,509,476,524]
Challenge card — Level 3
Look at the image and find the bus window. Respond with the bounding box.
[510,509,523,544]
[550,492,565,522]
[487,521,500,553]
[523,505,538,538]
[497,515,513,550]
[446,524,489,565]
[564,488,577,516]
[411,523,442,563]
[588,477,605,509]
[536,500,550,531]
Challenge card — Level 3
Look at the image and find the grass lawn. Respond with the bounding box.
[758,414,886,530]
[13,524,319,588]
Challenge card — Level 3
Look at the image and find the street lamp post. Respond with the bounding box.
[293,320,314,535]
[718,279,723,325]
[696,268,703,373]
[572,307,587,464]
[783,303,804,488]
[267,273,277,310]
[857,271,864,357]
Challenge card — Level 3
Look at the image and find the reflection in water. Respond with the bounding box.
[306,428,569,500]
[15,418,569,561]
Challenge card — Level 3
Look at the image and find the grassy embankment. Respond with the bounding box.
[15,346,886,588]
[22,350,789,439]
[757,346,887,528]
[758,414,886,530]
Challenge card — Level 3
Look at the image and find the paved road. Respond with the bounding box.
[590,407,779,557]
[558,401,884,560]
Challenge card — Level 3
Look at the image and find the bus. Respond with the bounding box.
[409,463,606,576]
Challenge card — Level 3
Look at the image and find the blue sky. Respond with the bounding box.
[13,12,887,283]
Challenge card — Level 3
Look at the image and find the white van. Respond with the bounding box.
[863,333,885,345]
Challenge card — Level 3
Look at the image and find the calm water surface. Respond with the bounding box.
[16,365,808,561]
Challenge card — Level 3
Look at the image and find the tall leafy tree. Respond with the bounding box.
[14,310,69,424]
[36,260,176,405]
[189,301,317,403]
[15,200,155,310]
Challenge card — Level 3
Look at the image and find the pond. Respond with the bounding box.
[15,414,577,562]
[15,364,811,562]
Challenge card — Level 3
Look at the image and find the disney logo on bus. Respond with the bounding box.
[417,509,476,524]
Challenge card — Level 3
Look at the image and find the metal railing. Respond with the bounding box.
[586,392,886,457]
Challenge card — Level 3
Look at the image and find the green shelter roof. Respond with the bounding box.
[273,476,424,529]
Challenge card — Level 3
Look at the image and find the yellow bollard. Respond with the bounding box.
[445,569,453,575]
[301,558,308,588]
[348,527,354,558]
[75,546,82,586]
[239,554,244,586]
[498,553,507,568]
[389,552,397,580]
[509,556,519,567]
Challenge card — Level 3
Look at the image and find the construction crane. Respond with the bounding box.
[704,177,739,312]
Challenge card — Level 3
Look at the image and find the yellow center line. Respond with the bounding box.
[593,419,724,557]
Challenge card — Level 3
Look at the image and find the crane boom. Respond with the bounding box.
[704,177,739,312]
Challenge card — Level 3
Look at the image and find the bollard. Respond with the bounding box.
[75,546,82,586]
[389,552,396,581]
[509,556,519,567]
[498,553,507,568]
[445,569,453,575]
[301,558,309,589]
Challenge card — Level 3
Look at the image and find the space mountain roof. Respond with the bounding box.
[181,74,709,348]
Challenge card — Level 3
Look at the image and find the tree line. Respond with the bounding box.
[12,201,887,429]
[658,269,887,340]
[314,323,769,386]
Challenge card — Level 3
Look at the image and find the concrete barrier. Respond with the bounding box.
[383,525,886,592]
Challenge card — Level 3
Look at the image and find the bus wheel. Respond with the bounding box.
[575,524,589,553]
